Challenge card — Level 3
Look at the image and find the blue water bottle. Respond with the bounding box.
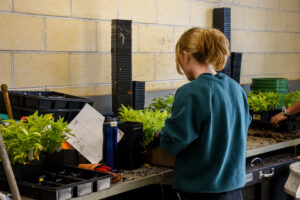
[103,117,118,170]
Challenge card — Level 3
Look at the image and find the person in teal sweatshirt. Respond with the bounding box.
[159,28,252,200]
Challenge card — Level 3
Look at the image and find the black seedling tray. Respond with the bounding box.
[0,105,81,121]
[251,110,282,121]
[0,91,93,110]
[111,19,134,114]
[0,165,112,200]
[251,120,300,132]
[231,52,242,83]
[132,81,145,110]
[0,160,42,181]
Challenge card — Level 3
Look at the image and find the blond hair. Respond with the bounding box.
[175,28,230,74]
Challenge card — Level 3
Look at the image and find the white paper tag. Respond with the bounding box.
[117,129,124,142]
[67,104,105,164]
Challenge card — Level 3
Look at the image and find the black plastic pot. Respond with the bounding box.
[117,122,145,170]
[0,160,42,181]
[43,149,79,167]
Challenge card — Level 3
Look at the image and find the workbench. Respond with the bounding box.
[17,129,300,200]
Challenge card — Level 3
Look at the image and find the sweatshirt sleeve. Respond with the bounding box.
[160,87,210,155]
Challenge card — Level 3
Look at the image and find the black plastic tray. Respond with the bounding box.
[0,91,93,110]
[0,104,80,122]
[0,165,112,200]
[251,120,300,132]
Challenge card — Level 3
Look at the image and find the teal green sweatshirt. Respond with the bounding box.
[160,73,252,193]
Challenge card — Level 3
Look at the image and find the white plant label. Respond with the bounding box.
[67,104,105,164]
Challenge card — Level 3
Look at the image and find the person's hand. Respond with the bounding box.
[270,112,287,128]
[150,131,161,148]
[154,130,160,138]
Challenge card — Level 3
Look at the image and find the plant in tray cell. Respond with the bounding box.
[247,92,269,112]
[247,91,281,112]
[119,105,169,146]
[0,111,74,165]
[0,119,43,165]
[147,94,174,114]
[284,91,300,108]
[264,91,282,110]
[25,112,73,154]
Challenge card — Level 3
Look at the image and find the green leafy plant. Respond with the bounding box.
[0,119,43,164]
[25,112,73,154]
[0,112,74,165]
[119,105,169,146]
[147,94,174,114]
[284,91,300,108]
[247,91,281,112]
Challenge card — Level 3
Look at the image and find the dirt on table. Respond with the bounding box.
[119,129,300,182]
[247,128,300,151]
[120,165,173,182]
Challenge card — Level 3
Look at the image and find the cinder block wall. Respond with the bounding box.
[0,0,299,97]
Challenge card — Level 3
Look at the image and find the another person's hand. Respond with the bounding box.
[270,112,287,128]
[154,130,160,138]
[151,131,161,148]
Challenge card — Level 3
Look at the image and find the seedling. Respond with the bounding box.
[119,105,169,146]
[147,95,174,114]
[284,91,300,108]
[247,91,281,112]
[0,112,74,165]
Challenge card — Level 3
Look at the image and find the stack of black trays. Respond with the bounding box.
[231,52,242,83]
[213,7,231,46]
[213,7,231,77]
[0,91,93,122]
[132,81,145,110]
[111,19,133,114]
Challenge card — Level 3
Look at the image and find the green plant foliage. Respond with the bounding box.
[284,91,300,108]
[25,112,73,154]
[119,105,169,146]
[0,119,42,164]
[247,91,282,112]
[147,94,174,114]
[0,112,74,165]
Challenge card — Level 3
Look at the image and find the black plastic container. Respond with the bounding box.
[132,81,145,110]
[231,52,242,83]
[252,111,271,121]
[0,106,81,122]
[251,110,283,121]
[213,7,231,47]
[0,165,112,200]
[45,149,79,167]
[117,122,144,170]
[0,91,93,110]
[111,19,133,114]
[251,120,300,132]
[0,160,42,181]
[222,56,231,77]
